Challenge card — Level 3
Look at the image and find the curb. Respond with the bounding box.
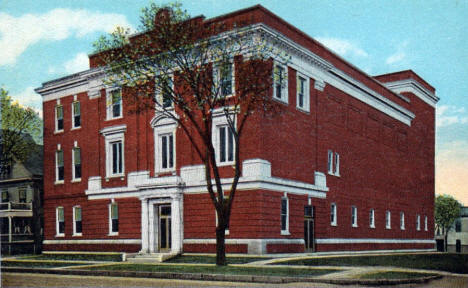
[1,267,443,285]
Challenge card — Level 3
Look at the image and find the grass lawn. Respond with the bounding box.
[87,263,339,278]
[273,253,468,274]
[1,260,88,268]
[19,253,123,262]
[359,271,438,280]
[166,255,272,264]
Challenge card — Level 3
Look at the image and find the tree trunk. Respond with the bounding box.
[216,224,226,266]
[444,232,448,252]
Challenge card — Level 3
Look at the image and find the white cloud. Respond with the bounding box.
[9,86,43,118]
[385,41,409,65]
[64,52,89,74]
[315,37,368,58]
[436,105,468,127]
[0,8,133,66]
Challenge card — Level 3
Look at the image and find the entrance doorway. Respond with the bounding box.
[304,205,315,252]
[158,205,171,252]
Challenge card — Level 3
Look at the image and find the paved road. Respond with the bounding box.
[2,272,468,288]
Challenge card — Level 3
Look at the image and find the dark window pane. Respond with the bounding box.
[228,129,234,162]
[58,167,64,181]
[59,221,65,234]
[74,115,81,127]
[76,221,82,233]
[113,102,121,117]
[281,199,287,214]
[169,135,173,168]
[160,218,167,248]
[112,219,119,232]
[75,164,81,179]
[161,206,171,216]
[281,215,287,230]
[162,136,167,169]
[112,143,118,174]
[219,127,226,162]
[58,119,63,130]
[221,64,232,96]
[118,143,122,173]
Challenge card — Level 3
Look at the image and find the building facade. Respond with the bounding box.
[36,5,438,254]
[436,207,468,253]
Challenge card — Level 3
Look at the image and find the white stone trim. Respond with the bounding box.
[72,205,82,237]
[386,210,392,229]
[212,108,237,166]
[272,61,288,104]
[44,239,141,245]
[183,238,304,254]
[296,72,310,112]
[383,79,438,107]
[330,203,337,226]
[101,125,126,178]
[316,238,435,244]
[151,117,177,174]
[56,206,64,237]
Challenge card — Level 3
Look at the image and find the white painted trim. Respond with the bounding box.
[212,109,237,166]
[351,205,358,228]
[108,202,119,236]
[296,72,310,112]
[101,126,126,179]
[152,118,177,174]
[272,61,288,104]
[44,239,141,245]
[213,61,235,98]
[316,238,435,244]
[183,238,304,245]
[72,206,82,236]
[386,210,391,229]
[56,206,64,237]
[71,101,81,129]
[383,79,438,107]
[106,87,123,120]
[71,146,81,182]
[280,195,289,235]
[330,203,337,226]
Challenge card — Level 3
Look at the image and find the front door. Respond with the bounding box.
[304,205,315,252]
[159,205,171,252]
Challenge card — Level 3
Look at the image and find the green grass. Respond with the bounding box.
[273,253,468,274]
[1,260,87,268]
[87,263,339,278]
[19,253,123,262]
[359,271,438,280]
[165,255,272,264]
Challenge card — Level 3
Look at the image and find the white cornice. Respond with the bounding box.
[100,124,127,136]
[316,238,435,244]
[383,79,439,108]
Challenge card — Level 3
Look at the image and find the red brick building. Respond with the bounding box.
[35,5,438,254]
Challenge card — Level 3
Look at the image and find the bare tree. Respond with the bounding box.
[93,2,288,265]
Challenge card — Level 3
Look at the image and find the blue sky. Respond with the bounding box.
[1,0,467,204]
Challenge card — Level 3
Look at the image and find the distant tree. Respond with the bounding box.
[0,87,42,177]
[93,2,288,265]
[435,194,462,252]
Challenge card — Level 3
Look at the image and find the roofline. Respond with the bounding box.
[374,69,435,92]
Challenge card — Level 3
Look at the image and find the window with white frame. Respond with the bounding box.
[72,101,81,128]
[351,206,358,227]
[327,150,333,174]
[72,146,81,181]
[214,62,234,97]
[159,133,174,171]
[56,148,64,182]
[296,74,309,111]
[155,75,174,109]
[400,211,405,230]
[369,209,375,228]
[424,215,428,231]
[330,203,337,226]
[101,125,126,178]
[56,105,63,132]
[152,118,177,174]
[281,196,289,234]
[416,214,421,231]
[386,210,391,229]
[218,125,234,164]
[56,207,65,236]
[334,152,340,176]
[273,63,288,103]
[73,206,82,236]
[107,89,122,119]
[109,202,119,235]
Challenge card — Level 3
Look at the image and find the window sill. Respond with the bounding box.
[106,175,125,181]
[328,172,340,177]
[72,233,82,237]
[386,227,391,230]
[54,180,64,185]
[106,116,123,121]
[71,126,81,131]
[352,224,358,228]
[280,230,290,236]
[71,178,81,183]
[155,169,176,175]
[331,223,337,227]
[55,234,65,238]
[54,130,64,135]
[225,230,230,235]
[217,161,235,167]
[400,228,405,231]
[370,225,375,229]
[296,106,310,113]
[272,96,289,105]
[108,232,119,236]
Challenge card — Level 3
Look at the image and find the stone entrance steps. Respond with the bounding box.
[126,252,177,263]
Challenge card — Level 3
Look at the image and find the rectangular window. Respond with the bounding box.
[330,203,337,226]
[18,187,27,203]
[273,64,287,102]
[56,150,64,182]
[73,206,82,235]
[296,74,309,111]
[219,62,233,97]
[111,141,123,175]
[110,203,119,235]
[334,152,340,176]
[400,212,405,230]
[351,206,358,227]
[72,147,81,180]
[369,209,375,228]
[56,207,65,236]
[455,219,462,232]
[72,101,81,128]
[1,189,9,202]
[156,76,174,109]
[160,134,174,170]
[424,215,428,231]
[56,105,63,131]
[327,150,333,174]
[281,197,289,234]
[218,125,234,164]
[386,211,391,229]
[416,214,421,231]
[107,89,122,119]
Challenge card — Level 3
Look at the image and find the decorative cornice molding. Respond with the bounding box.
[383,79,439,108]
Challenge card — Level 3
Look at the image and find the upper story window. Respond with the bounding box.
[109,202,119,235]
[273,63,288,103]
[18,186,27,203]
[56,206,65,236]
[72,101,81,128]
[101,125,126,178]
[159,133,174,171]
[56,148,64,183]
[111,141,123,175]
[386,210,391,229]
[72,146,81,181]
[280,195,289,235]
[369,208,375,228]
[455,219,462,232]
[155,75,174,109]
[330,203,337,226]
[218,125,234,164]
[351,206,358,227]
[1,189,9,202]
[424,215,428,231]
[73,206,82,236]
[55,105,64,132]
[214,62,234,98]
[107,89,122,120]
[327,150,340,176]
[416,214,421,231]
[296,73,309,112]
[400,211,405,230]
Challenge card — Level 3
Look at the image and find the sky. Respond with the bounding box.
[1,0,467,205]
